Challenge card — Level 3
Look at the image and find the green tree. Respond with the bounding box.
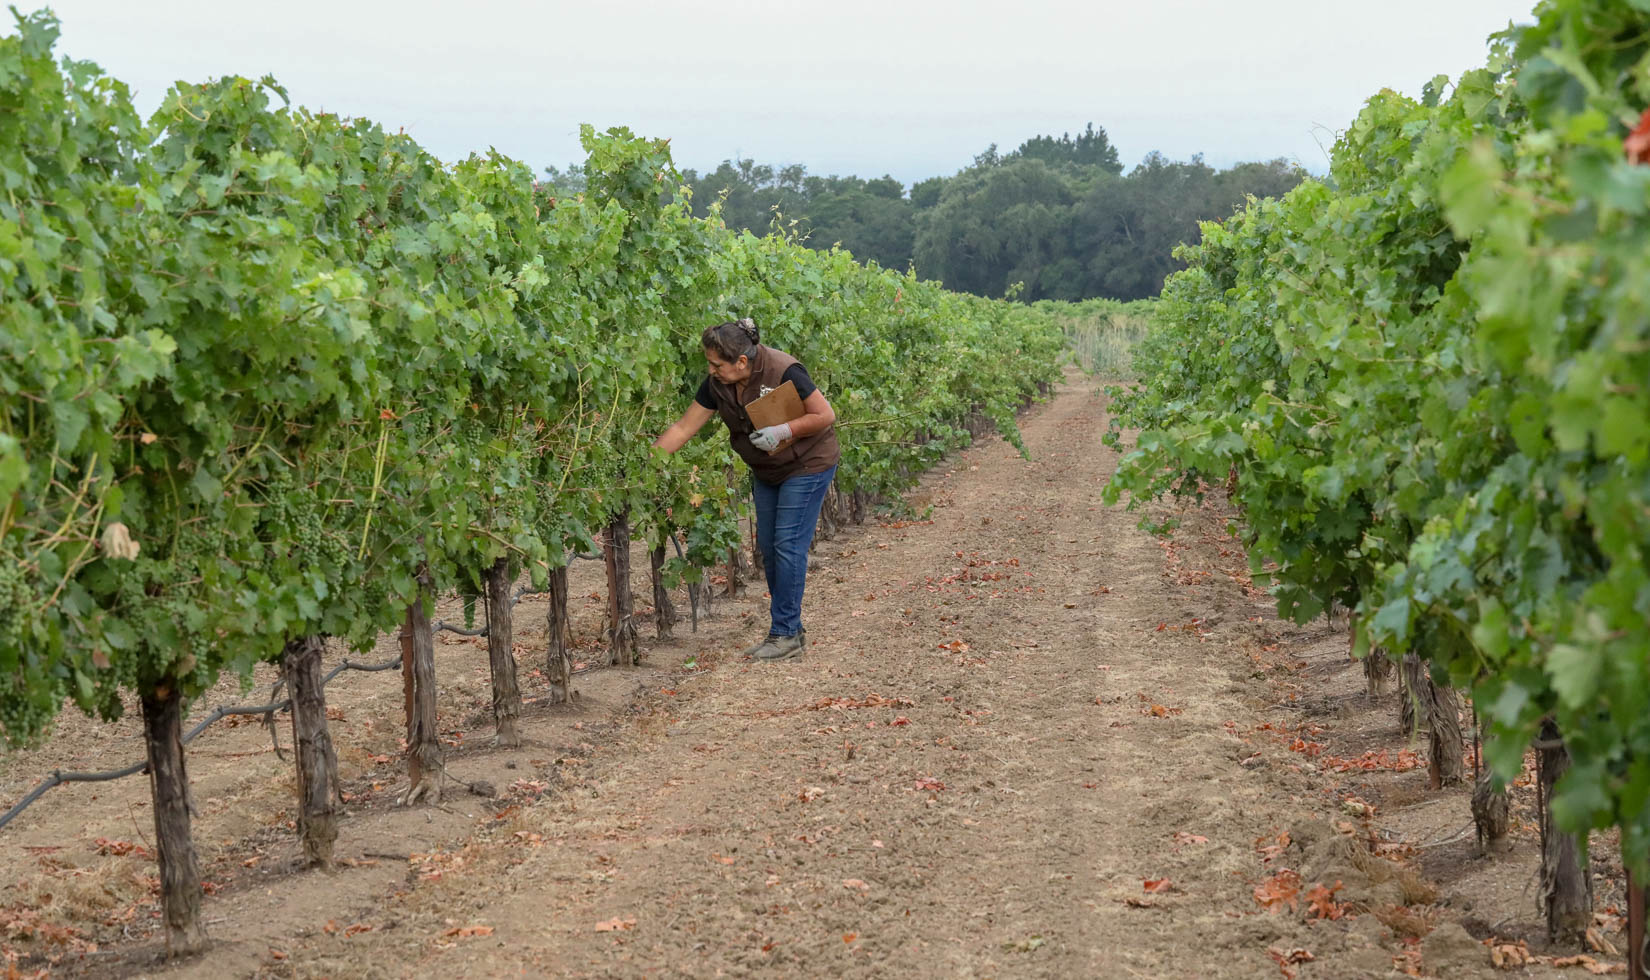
[1010,122,1123,174]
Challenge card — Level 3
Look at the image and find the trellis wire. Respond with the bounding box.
[0,655,399,833]
[3,551,707,832]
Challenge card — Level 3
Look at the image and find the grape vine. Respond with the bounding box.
[1107,0,1650,893]
[0,12,1063,749]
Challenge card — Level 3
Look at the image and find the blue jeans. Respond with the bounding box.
[751,465,836,638]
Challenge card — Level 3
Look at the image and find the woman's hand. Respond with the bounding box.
[749,423,792,452]
[653,403,716,454]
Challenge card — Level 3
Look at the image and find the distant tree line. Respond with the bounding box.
[543,123,1305,301]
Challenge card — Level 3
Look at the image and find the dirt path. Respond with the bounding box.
[3,373,1601,978]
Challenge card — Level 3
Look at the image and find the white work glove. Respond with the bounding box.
[749,423,793,453]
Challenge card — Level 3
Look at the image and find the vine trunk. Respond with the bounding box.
[282,634,339,869]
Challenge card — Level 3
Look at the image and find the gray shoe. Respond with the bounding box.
[754,633,805,661]
[742,629,805,657]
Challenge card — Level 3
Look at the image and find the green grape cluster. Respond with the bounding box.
[290,498,348,572]
[0,680,54,745]
[0,547,56,744]
[0,553,27,645]
[261,475,349,575]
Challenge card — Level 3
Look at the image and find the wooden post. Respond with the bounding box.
[649,543,677,642]
[545,562,574,703]
[399,569,442,804]
[282,635,338,869]
[1538,722,1592,944]
[141,681,209,956]
[604,510,639,666]
[483,557,522,747]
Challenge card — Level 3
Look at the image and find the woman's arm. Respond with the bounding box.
[785,389,836,438]
[653,402,716,454]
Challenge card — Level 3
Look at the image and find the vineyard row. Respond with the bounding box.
[0,12,1068,956]
[1106,0,1650,970]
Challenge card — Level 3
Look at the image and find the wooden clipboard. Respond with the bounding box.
[745,380,804,454]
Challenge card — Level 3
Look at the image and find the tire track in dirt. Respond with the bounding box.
[141,372,1537,979]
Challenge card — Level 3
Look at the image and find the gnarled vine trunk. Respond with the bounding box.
[399,569,442,804]
[141,681,209,956]
[545,563,574,703]
[748,507,764,578]
[1362,646,1394,697]
[1426,682,1465,789]
[483,557,521,748]
[605,510,639,666]
[649,543,677,642]
[724,544,746,599]
[282,634,338,869]
[1397,653,1463,786]
[1399,653,1425,739]
[816,483,841,541]
[1538,722,1592,944]
[1471,767,1510,849]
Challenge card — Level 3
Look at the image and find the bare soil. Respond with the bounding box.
[1,371,1629,978]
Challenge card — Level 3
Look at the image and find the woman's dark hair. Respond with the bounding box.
[702,317,759,362]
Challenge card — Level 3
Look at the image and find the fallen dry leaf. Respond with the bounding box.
[1254,869,1302,913]
[1267,946,1314,979]
[1585,926,1621,957]
[842,878,870,892]
[1143,878,1174,893]
[1551,955,1626,974]
[443,925,495,938]
[1490,940,1534,968]
[1305,880,1347,920]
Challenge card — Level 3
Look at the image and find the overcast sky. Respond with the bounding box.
[33,0,1536,185]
